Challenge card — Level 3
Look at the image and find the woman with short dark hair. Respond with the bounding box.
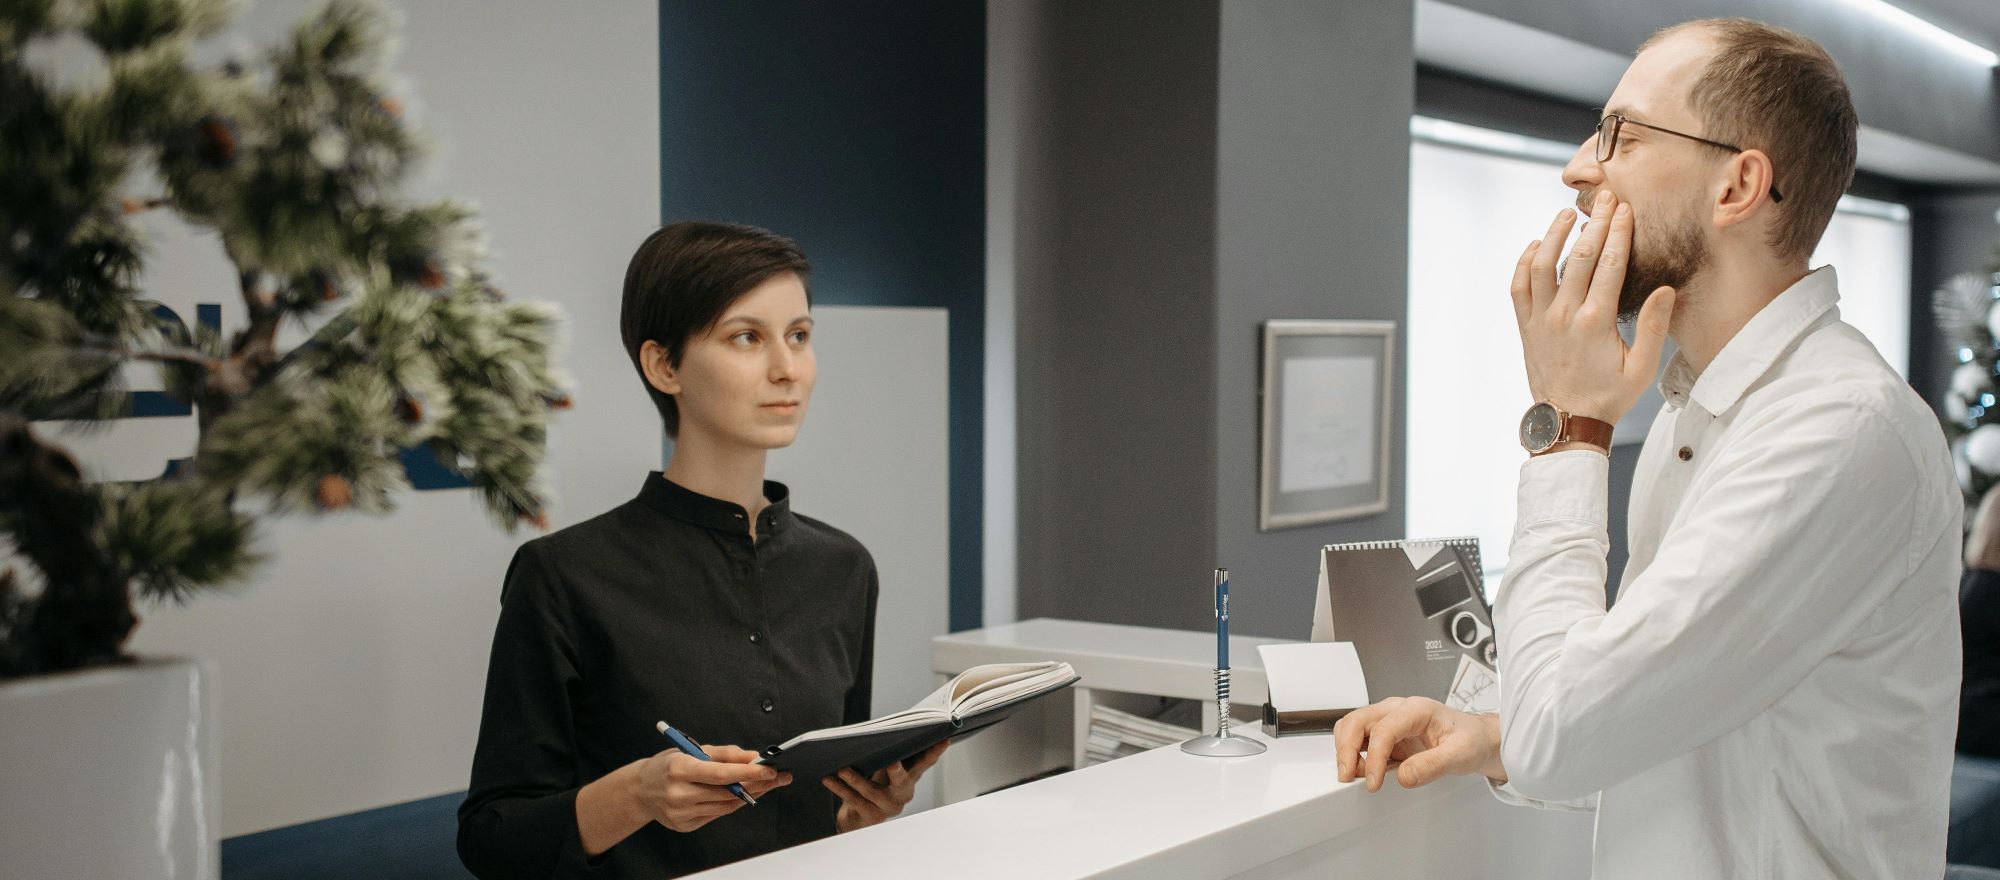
[457,222,943,878]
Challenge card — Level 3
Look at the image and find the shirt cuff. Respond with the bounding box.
[1515,449,1610,529]
[1487,777,1535,807]
[532,787,615,876]
[1487,777,1597,813]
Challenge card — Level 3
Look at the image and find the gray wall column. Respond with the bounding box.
[1213,0,1417,638]
[1009,0,1222,630]
[1008,0,1416,637]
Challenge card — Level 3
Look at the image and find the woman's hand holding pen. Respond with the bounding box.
[576,744,791,855]
[828,740,949,833]
[634,745,791,833]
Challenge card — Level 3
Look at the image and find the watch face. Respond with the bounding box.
[1520,402,1561,453]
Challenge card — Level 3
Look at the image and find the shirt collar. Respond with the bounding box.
[1658,265,1841,416]
[636,472,794,538]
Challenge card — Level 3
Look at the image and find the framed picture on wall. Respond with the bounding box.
[1259,319,1396,531]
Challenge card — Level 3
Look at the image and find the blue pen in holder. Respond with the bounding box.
[1181,567,1268,758]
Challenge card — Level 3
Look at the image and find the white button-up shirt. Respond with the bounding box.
[1493,266,1962,878]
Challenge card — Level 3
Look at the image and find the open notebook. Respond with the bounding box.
[757,661,1079,782]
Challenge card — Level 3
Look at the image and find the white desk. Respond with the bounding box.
[694,618,1594,878]
[693,728,1594,879]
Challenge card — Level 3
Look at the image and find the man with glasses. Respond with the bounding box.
[1333,17,1959,878]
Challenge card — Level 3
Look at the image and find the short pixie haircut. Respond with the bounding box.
[619,221,811,437]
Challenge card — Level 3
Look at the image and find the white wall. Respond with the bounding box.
[39,0,664,836]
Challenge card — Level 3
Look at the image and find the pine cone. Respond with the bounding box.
[194,116,239,168]
[395,395,424,424]
[316,475,353,511]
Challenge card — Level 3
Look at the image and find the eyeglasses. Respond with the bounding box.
[1593,110,1784,203]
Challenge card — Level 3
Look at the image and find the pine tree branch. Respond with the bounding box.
[270,311,360,375]
[1,0,567,676]
[206,256,283,436]
[82,343,219,370]
[234,268,282,363]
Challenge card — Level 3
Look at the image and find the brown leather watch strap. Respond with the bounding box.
[1562,414,1615,450]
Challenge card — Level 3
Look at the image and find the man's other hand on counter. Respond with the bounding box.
[1332,697,1507,792]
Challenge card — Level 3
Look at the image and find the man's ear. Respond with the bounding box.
[1713,149,1779,230]
[640,340,681,396]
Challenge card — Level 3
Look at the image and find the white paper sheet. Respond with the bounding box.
[1278,356,1377,493]
[1258,641,1370,712]
[1446,654,1498,714]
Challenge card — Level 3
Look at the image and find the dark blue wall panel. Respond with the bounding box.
[660,0,987,630]
[222,792,469,880]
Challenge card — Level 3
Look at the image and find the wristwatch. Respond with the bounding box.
[1518,402,1613,456]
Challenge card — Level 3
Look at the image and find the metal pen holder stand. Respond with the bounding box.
[1181,567,1268,758]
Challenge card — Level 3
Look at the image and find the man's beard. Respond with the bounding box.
[1619,197,1708,321]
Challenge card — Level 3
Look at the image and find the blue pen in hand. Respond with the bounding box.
[656,721,758,806]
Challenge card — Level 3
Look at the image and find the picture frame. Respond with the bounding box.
[1258,319,1396,531]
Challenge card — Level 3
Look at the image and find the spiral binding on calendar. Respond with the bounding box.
[1324,536,1484,590]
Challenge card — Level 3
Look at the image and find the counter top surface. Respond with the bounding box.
[695,728,1467,879]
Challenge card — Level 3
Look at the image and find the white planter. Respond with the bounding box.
[0,656,219,880]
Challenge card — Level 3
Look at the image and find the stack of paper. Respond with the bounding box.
[1084,703,1199,766]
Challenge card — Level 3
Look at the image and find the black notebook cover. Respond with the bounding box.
[757,674,1079,782]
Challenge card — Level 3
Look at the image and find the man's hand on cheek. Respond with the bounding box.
[1510,191,1676,427]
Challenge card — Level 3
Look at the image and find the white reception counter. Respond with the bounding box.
[694,620,1595,879]
[695,726,1591,879]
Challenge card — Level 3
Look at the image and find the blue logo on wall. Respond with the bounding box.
[139,303,470,490]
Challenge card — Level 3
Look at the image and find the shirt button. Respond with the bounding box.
[749,631,763,645]
[760,697,776,713]
[1678,446,1693,462]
